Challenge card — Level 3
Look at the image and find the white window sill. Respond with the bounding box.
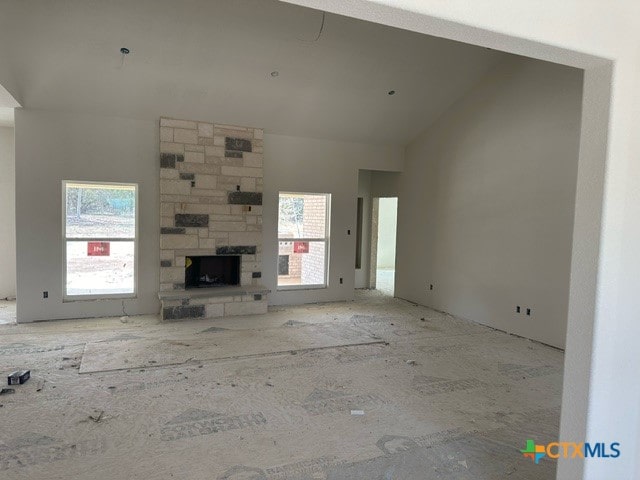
[63,294,137,303]
[277,285,327,291]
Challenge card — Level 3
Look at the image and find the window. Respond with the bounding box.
[278,192,330,289]
[63,181,137,299]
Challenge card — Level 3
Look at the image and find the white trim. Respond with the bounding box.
[62,180,139,302]
[277,284,327,292]
[277,237,326,243]
[65,237,135,242]
[277,192,331,289]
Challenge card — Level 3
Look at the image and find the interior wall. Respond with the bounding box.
[262,134,403,305]
[282,2,640,477]
[396,56,583,349]
[371,171,401,198]
[15,110,160,322]
[355,170,372,289]
[0,126,16,299]
[13,110,402,321]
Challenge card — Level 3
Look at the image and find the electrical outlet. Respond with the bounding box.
[526,308,531,316]
[347,229,351,235]
[429,284,434,291]
[516,306,521,313]
[43,291,48,299]
[339,277,343,284]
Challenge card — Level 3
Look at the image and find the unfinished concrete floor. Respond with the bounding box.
[0,291,563,479]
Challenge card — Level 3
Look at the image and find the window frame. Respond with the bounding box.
[62,180,139,302]
[277,191,331,291]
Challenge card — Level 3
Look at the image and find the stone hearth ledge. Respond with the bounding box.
[158,285,270,301]
[159,285,270,320]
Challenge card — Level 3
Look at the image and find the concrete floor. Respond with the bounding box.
[0,291,563,479]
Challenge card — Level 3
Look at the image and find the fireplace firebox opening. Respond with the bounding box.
[185,255,240,288]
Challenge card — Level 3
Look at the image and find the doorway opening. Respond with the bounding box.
[0,108,16,324]
[371,197,398,296]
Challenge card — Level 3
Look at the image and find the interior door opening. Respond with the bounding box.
[371,197,398,296]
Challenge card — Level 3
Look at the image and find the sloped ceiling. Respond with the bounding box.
[0,0,506,145]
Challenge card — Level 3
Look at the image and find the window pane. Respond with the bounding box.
[277,240,326,286]
[65,183,136,238]
[278,193,327,238]
[66,241,135,295]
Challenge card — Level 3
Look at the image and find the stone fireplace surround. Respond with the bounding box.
[157,117,268,320]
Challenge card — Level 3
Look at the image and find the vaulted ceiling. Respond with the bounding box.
[0,0,506,144]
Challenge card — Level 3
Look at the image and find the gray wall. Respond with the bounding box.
[371,171,401,199]
[263,134,403,305]
[396,57,583,348]
[13,110,403,321]
[355,170,372,289]
[15,110,160,322]
[0,126,15,299]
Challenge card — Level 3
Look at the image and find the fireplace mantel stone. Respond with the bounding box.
[159,285,270,301]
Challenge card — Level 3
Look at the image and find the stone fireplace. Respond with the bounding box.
[157,117,269,320]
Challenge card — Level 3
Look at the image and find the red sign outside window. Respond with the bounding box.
[88,242,110,256]
[293,241,309,254]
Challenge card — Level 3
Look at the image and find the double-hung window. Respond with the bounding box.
[63,181,138,300]
[277,192,330,289]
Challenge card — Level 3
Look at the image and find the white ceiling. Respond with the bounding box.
[0,0,506,145]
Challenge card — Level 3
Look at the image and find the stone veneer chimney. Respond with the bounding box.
[158,117,268,320]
